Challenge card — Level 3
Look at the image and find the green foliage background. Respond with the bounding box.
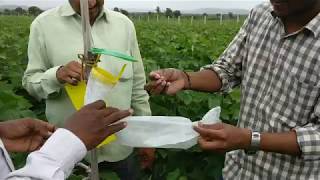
[0,16,242,179]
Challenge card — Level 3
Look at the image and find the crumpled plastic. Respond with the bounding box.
[116,107,221,149]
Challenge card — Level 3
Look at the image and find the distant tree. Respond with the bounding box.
[165,8,173,17]
[203,13,208,17]
[15,7,25,15]
[113,7,120,12]
[228,12,234,19]
[4,9,11,15]
[120,9,129,16]
[148,11,152,16]
[216,13,221,19]
[173,10,181,18]
[28,6,42,16]
[156,6,161,14]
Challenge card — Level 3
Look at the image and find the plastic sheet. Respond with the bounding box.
[116,107,221,149]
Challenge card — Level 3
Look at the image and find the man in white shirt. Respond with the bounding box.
[0,100,130,179]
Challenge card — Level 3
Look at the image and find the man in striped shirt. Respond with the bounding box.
[146,0,320,179]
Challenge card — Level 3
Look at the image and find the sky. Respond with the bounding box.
[0,0,267,11]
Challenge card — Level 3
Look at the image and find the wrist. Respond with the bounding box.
[240,128,251,150]
[182,71,191,90]
[56,66,65,84]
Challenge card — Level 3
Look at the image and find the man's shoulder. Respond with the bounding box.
[32,6,61,25]
[106,9,134,27]
[251,2,273,18]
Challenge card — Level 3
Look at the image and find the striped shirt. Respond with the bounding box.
[204,3,320,179]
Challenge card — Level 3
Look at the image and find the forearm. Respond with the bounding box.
[260,131,301,156]
[22,66,62,100]
[186,70,222,92]
[240,129,301,156]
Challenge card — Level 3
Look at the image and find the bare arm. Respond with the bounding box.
[194,123,301,156]
[186,70,222,92]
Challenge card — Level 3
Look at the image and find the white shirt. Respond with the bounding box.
[0,129,87,180]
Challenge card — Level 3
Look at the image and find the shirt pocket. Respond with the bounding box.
[275,60,320,125]
[283,55,320,87]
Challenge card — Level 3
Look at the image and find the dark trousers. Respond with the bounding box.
[99,153,139,180]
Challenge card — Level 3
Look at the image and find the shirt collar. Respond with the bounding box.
[60,3,77,17]
[305,13,320,38]
[269,7,320,38]
[60,3,109,23]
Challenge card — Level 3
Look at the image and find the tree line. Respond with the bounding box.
[0,6,241,20]
[0,6,43,16]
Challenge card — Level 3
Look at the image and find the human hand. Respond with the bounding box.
[145,68,188,95]
[56,61,83,85]
[0,119,55,153]
[65,100,131,150]
[193,123,251,153]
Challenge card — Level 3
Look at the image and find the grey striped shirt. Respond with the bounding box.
[204,3,320,179]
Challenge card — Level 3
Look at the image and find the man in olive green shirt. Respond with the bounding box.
[23,0,152,179]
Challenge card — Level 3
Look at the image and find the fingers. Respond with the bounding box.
[198,122,224,130]
[146,69,186,95]
[198,137,225,152]
[86,100,106,110]
[28,135,46,152]
[39,120,55,133]
[65,70,81,85]
[64,77,78,85]
[145,78,170,95]
[30,120,55,140]
[149,71,163,80]
[194,126,225,140]
[39,124,54,139]
[103,109,133,126]
[68,70,82,81]
[98,107,120,117]
[104,122,127,137]
[57,61,83,85]
[68,61,82,71]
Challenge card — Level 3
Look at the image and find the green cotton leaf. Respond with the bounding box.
[166,169,180,180]
[0,55,6,60]
[220,108,231,121]
[177,92,193,105]
[10,153,28,169]
[177,106,189,116]
[67,174,86,180]
[230,88,241,103]
[208,95,222,108]
[0,15,245,180]
[179,176,188,180]
[100,171,120,180]
[0,86,35,120]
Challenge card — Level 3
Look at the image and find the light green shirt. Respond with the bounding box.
[23,3,151,162]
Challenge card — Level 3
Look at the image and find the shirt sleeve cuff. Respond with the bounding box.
[201,64,232,93]
[294,125,320,161]
[39,128,87,174]
[42,66,64,95]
